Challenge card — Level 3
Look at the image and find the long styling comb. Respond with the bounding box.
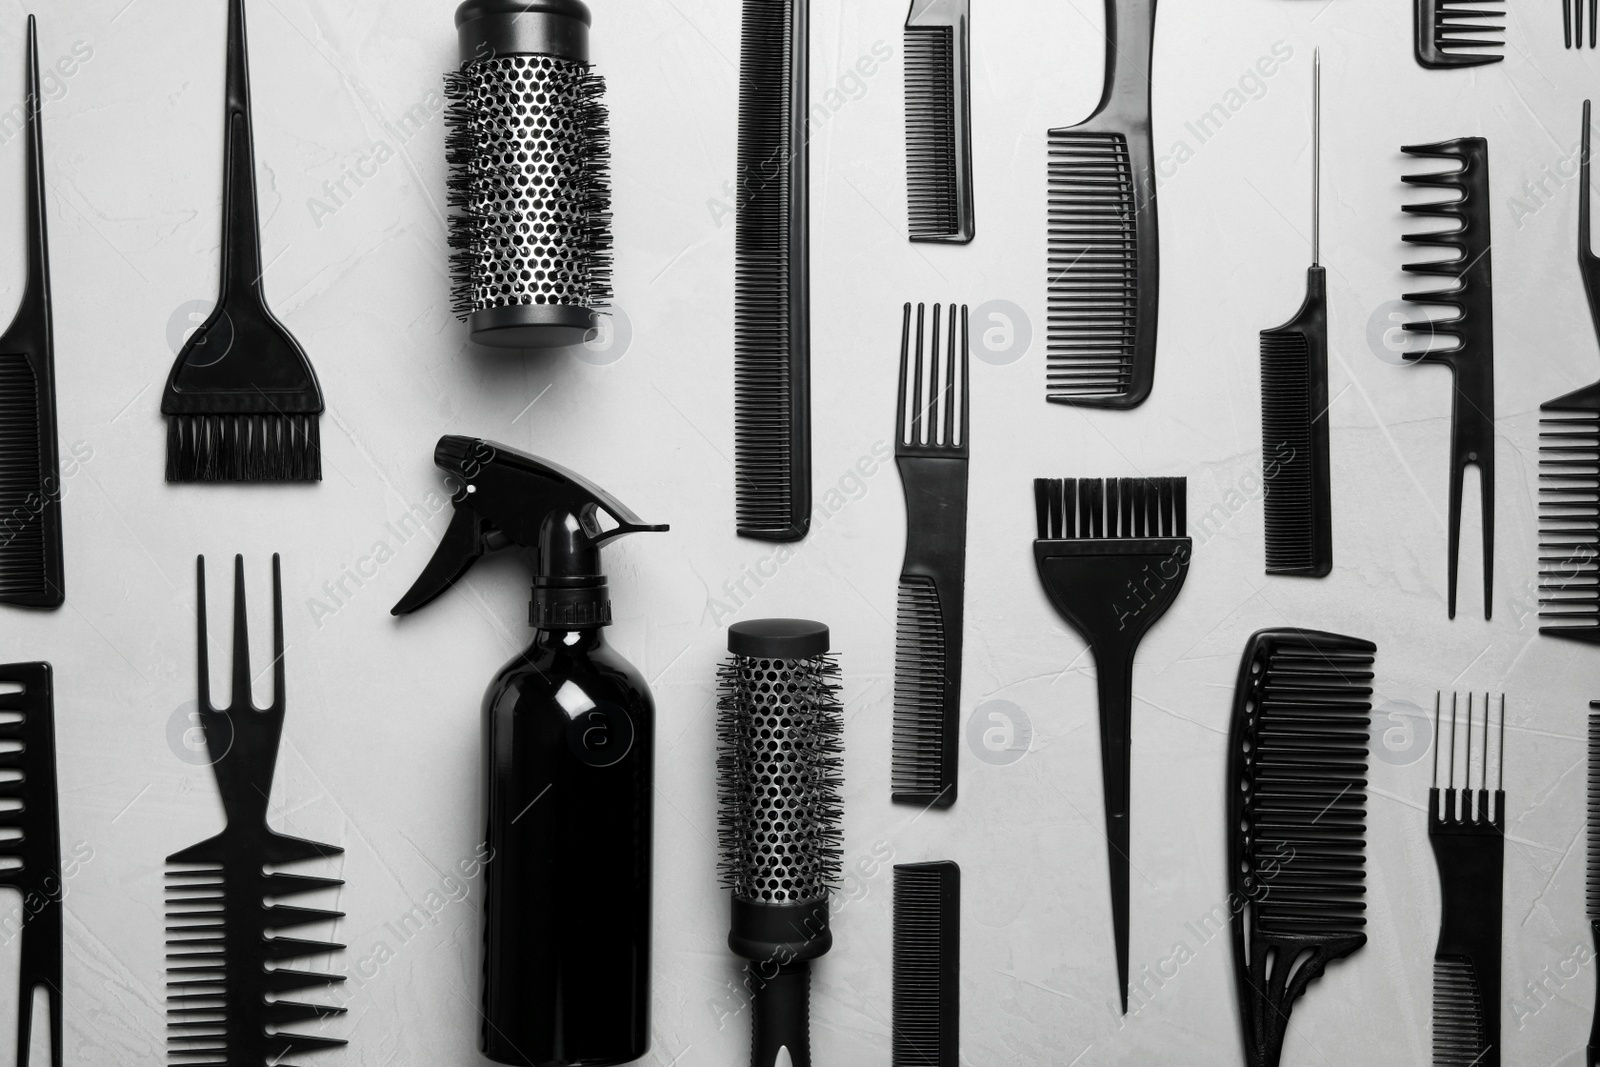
[0,18,62,608]
[904,0,974,243]
[893,303,969,808]
[1539,101,1600,643]
[1588,700,1599,1065]
[1400,136,1495,619]
[162,0,323,483]
[166,555,345,1064]
[1227,628,1372,1067]
[1033,476,1190,1012]
[0,662,62,1067]
[1261,50,1332,579]
[1428,692,1505,1067]
[734,0,811,541]
[1046,0,1159,408]
[1414,0,1504,67]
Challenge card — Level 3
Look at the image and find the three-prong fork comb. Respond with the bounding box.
[1400,136,1496,620]
[1539,100,1600,644]
[1414,0,1505,67]
[1045,0,1160,408]
[166,555,346,1065]
[892,303,969,808]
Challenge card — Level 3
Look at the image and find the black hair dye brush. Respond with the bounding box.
[162,0,323,483]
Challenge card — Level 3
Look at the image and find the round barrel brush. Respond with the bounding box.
[716,619,843,1067]
[446,0,612,349]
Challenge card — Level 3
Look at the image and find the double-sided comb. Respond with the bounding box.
[1569,0,1598,47]
[1400,136,1495,620]
[893,861,959,1067]
[0,18,62,608]
[1588,700,1599,1066]
[1227,628,1372,1067]
[1428,692,1505,1067]
[1046,0,1159,408]
[167,555,345,1065]
[893,303,969,809]
[1033,475,1190,1012]
[0,661,62,1067]
[734,0,811,541]
[1414,0,1505,67]
[1261,50,1331,579]
[1539,101,1600,643]
[904,0,973,244]
[162,0,323,483]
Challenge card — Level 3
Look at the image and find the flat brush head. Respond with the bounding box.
[1415,0,1505,68]
[1033,476,1185,541]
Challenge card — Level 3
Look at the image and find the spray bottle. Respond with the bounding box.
[392,436,667,1067]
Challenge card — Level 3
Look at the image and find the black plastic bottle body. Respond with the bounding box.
[479,625,654,1067]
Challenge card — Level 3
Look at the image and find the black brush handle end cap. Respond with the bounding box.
[749,961,812,1067]
[728,619,829,659]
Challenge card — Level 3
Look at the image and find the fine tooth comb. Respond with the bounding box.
[904,0,974,243]
[1589,700,1599,1065]
[1400,137,1495,620]
[1046,0,1159,409]
[1227,628,1373,1067]
[1033,475,1190,1012]
[734,0,811,541]
[1428,692,1505,1067]
[1569,0,1598,47]
[1539,100,1600,644]
[167,555,346,1065]
[893,303,969,809]
[893,861,960,1067]
[162,0,324,483]
[1414,0,1505,67]
[1261,50,1331,579]
[0,18,63,609]
[0,661,62,1067]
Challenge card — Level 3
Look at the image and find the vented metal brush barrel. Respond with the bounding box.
[447,0,612,349]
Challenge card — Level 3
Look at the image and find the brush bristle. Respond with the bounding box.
[1538,409,1600,640]
[892,862,959,1067]
[716,649,843,903]
[904,26,958,240]
[1261,330,1318,571]
[892,578,950,803]
[165,414,321,483]
[1032,476,1186,540]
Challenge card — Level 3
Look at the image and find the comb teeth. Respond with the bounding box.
[1416,0,1505,67]
[903,1,972,245]
[1032,477,1186,540]
[1590,702,1600,918]
[892,861,959,1067]
[1261,328,1327,575]
[892,578,950,803]
[1432,957,1487,1064]
[1539,410,1600,640]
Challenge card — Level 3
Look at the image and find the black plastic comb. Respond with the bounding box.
[1588,700,1599,1067]
[1568,0,1598,47]
[166,555,345,1065]
[893,861,959,1067]
[904,0,973,243]
[1428,692,1505,1067]
[1400,137,1495,620]
[1415,0,1505,67]
[734,0,810,541]
[162,0,323,483]
[1033,476,1190,1012]
[1046,0,1159,408]
[0,18,62,609]
[893,303,968,809]
[1539,101,1600,644]
[1228,628,1373,1067]
[1261,51,1331,579]
[0,661,62,1067]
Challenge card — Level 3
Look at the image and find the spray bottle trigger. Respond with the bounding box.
[390,508,498,616]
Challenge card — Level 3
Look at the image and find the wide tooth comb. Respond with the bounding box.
[166,555,346,1066]
[1227,628,1373,1067]
[904,0,974,243]
[1399,137,1495,620]
[1045,0,1159,409]
[1415,0,1505,67]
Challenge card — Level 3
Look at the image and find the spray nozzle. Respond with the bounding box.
[391,436,667,626]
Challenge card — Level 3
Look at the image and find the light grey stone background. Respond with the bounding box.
[0,0,1591,1063]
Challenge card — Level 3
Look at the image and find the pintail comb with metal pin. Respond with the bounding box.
[1046,0,1160,408]
[1428,692,1505,1067]
[1539,101,1600,643]
[162,0,323,483]
[1227,628,1373,1067]
[1414,0,1505,67]
[166,555,346,1065]
[904,0,973,243]
[1399,136,1495,620]
[0,661,62,1067]
[1261,50,1332,579]
[893,303,969,809]
[0,17,63,608]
